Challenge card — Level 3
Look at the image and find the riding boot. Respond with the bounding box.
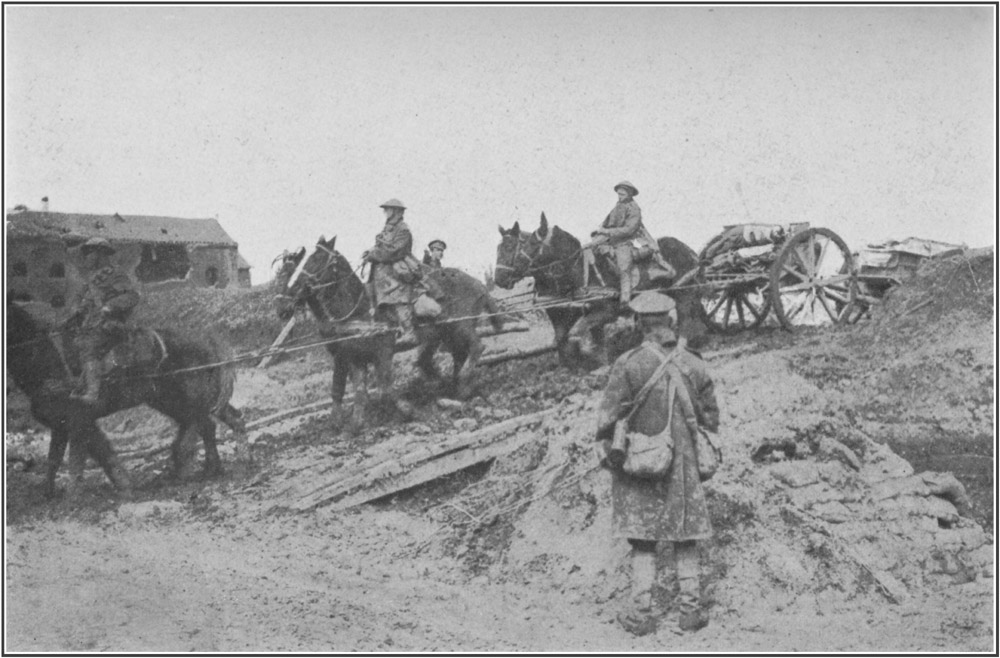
[71,357,102,406]
[618,267,633,304]
[395,303,418,348]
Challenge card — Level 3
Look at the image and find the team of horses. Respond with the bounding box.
[7,217,701,499]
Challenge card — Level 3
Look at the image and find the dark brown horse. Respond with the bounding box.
[495,213,705,365]
[273,236,504,433]
[6,300,247,498]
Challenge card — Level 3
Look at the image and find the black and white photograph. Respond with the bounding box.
[4,3,996,652]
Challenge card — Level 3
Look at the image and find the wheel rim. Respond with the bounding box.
[770,228,858,329]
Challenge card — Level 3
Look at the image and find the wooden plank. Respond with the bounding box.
[481,344,556,366]
[258,316,297,368]
[328,432,540,512]
[286,407,560,511]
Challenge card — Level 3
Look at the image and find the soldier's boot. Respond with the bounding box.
[618,550,659,636]
[618,269,633,305]
[71,357,102,406]
[394,303,418,348]
[675,540,708,632]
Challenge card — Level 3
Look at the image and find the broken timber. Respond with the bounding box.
[257,316,298,368]
[282,407,562,512]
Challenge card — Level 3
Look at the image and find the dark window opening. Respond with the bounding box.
[50,293,66,308]
[12,261,28,277]
[49,262,65,278]
[205,266,219,286]
[136,244,190,283]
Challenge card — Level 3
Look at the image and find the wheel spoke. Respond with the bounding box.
[705,293,726,319]
[722,296,734,328]
[735,296,747,327]
[782,262,810,284]
[783,292,808,321]
[816,289,838,323]
[745,295,764,322]
[815,235,831,275]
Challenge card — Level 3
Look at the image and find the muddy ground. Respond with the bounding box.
[4,249,995,652]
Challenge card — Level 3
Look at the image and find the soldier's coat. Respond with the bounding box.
[595,199,675,276]
[596,340,720,541]
[367,216,420,305]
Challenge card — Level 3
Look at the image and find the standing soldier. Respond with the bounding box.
[583,180,675,303]
[422,239,447,269]
[362,198,424,346]
[595,290,720,635]
[67,237,140,405]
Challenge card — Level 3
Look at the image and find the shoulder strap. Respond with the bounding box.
[623,345,677,423]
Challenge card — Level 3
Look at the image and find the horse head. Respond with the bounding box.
[274,236,367,323]
[495,220,544,289]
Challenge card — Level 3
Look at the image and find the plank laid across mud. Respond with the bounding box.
[283,407,562,512]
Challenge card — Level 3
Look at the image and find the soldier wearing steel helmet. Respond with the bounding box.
[583,181,675,303]
[595,290,720,635]
[361,199,426,346]
[66,237,140,405]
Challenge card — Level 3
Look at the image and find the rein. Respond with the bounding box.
[286,244,370,325]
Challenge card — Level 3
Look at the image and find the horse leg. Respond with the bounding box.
[548,308,582,366]
[453,328,483,400]
[347,364,369,435]
[77,423,134,498]
[195,414,224,477]
[329,356,349,433]
[44,425,70,499]
[416,334,443,382]
[170,421,201,480]
[216,403,252,465]
[377,341,414,421]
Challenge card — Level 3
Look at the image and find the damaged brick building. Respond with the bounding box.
[6,209,252,308]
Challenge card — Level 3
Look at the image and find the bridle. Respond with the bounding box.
[280,243,368,324]
[495,232,539,277]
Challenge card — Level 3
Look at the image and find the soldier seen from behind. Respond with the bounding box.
[595,290,720,636]
[66,237,140,405]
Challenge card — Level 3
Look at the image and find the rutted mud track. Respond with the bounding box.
[5,250,995,651]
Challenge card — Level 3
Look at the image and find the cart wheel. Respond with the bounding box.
[770,227,858,330]
[699,275,771,334]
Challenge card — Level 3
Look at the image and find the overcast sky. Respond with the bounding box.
[4,5,995,285]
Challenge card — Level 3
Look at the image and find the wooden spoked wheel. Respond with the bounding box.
[699,274,771,334]
[770,227,858,330]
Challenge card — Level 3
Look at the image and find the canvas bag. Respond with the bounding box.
[609,347,678,480]
[666,362,722,481]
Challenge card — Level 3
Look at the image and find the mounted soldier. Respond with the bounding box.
[582,180,676,303]
[422,239,446,269]
[66,237,140,405]
[362,198,431,346]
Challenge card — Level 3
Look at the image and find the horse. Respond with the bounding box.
[495,212,705,366]
[273,235,504,433]
[6,300,248,498]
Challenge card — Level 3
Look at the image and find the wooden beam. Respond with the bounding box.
[329,432,539,511]
[283,406,561,512]
[481,343,556,367]
[257,316,297,368]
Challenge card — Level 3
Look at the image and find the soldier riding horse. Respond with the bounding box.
[274,235,504,434]
[495,212,704,366]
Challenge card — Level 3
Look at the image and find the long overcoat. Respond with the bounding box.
[367,217,421,305]
[595,340,720,542]
[596,200,674,273]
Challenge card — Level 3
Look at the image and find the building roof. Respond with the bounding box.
[236,253,252,270]
[6,210,238,247]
